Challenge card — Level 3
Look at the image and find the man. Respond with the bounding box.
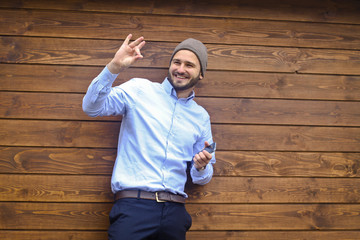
[82,34,215,240]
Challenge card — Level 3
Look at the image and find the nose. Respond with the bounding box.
[177,63,186,73]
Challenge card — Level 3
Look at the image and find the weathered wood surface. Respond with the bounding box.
[2,230,360,240]
[1,147,359,177]
[2,36,360,75]
[2,119,360,151]
[1,174,359,203]
[1,202,360,230]
[1,9,360,49]
[2,64,360,101]
[1,0,360,24]
[1,92,360,126]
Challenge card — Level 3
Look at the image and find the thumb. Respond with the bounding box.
[204,141,210,149]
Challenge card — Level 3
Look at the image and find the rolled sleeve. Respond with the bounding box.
[190,161,214,185]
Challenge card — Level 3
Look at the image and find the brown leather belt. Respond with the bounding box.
[115,190,186,204]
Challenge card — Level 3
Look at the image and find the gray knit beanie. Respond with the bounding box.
[170,38,208,76]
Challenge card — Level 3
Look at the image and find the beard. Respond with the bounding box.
[167,71,202,91]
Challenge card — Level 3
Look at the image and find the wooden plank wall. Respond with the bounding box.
[1,0,360,239]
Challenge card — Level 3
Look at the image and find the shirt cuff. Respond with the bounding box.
[100,66,119,86]
[191,163,211,177]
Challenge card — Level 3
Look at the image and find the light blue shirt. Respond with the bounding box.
[82,67,215,197]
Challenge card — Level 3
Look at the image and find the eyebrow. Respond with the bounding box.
[172,58,196,66]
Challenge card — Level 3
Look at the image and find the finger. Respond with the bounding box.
[123,34,133,46]
[134,46,143,58]
[202,151,212,159]
[129,36,144,48]
[137,40,146,50]
[193,157,204,168]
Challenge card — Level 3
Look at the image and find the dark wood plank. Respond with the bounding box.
[188,204,360,230]
[2,37,360,75]
[1,231,107,240]
[1,120,360,151]
[198,98,360,127]
[1,9,360,49]
[214,151,360,177]
[187,230,360,240]
[2,230,360,240]
[0,174,112,202]
[0,92,121,122]
[0,231,107,240]
[213,124,360,151]
[2,92,360,126]
[0,64,164,93]
[2,64,360,101]
[1,0,359,24]
[186,177,360,203]
[0,119,121,148]
[0,202,111,230]
[0,147,116,175]
[1,147,359,177]
[1,174,359,203]
[1,202,359,230]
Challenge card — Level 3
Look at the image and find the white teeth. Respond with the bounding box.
[175,74,187,79]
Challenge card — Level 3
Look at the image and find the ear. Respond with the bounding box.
[199,73,204,80]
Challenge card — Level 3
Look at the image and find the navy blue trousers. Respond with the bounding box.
[108,198,192,240]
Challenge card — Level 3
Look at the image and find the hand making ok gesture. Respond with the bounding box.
[107,34,146,74]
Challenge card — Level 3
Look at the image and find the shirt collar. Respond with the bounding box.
[162,78,195,101]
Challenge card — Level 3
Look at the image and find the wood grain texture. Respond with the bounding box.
[188,204,360,230]
[1,0,359,24]
[2,120,360,151]
[2,64,360,100]
[0,202,111,230]
[214,151,360,177]
[1,202,359,230]
[2,230,360,240]
[2,92,360,126]
[1,147,359,177]
[1,174,359,203]
[1,9,360,49]
[2,37,360,75]
[0,147,116,175]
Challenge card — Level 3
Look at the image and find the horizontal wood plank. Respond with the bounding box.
[0,119,121,148]
[214,124,360,151]
[1,9,360,49]
[2,37,360,75]
[0,202,111,230]
[1,120,360,151]
[0,147,116,175]
[186,177,360,203]
[187,230,360,240]
[2,92,360,126]
[0,0,359,24]
[1,147,359,177]
[2,230,360,240]
[1,231,107,240]
[215,151,360,177]
[1,202,359,230]
[2,64,360,100]
[1,174,359,203]
[189,204,360,230]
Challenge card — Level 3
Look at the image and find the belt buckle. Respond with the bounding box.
[155,192,166,202]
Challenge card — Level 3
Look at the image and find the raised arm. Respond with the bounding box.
[82,34,145,117]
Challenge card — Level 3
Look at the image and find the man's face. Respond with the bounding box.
[168,50,203,91]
